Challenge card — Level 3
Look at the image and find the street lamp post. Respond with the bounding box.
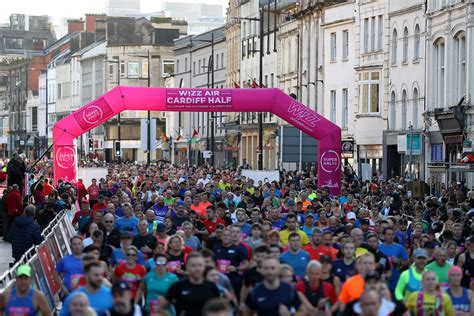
[107,57,122,163]
[233,9,265,170]
[126,51,152,165]
[191,34,216,166]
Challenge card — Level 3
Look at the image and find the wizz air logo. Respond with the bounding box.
[287,102,320,128]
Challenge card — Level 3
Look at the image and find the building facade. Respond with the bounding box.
[172,27,227,167]
[0,14,55,157]
[104,17,184,163]
[424,0,474,189]
[321,1,357,172]
[384,0,426,180]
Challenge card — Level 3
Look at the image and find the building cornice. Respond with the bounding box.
[388,3,424,17]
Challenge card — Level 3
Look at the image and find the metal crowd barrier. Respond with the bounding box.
[0,209,76,310]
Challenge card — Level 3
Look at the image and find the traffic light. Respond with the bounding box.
[115,141,121,157]
[88,138,94,152]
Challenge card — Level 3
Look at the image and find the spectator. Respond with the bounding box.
[8,204,43,262]
[4,184,22,238]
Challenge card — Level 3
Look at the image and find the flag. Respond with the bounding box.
[233,81,240,88]
[174,128,182,141]
[161,133,170,147]
[188,129,199,144]
[251,79,259,88]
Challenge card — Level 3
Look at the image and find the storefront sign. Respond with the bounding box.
[463,140,472,153]
[342,140,354,157]
[406,134,421,155]
[397,135,407,152]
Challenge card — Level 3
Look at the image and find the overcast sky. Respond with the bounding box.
[0,0,228,24]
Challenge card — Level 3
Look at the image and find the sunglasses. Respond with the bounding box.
[126,253,137,257]
[155,260,167,266]
[104,221,113,223]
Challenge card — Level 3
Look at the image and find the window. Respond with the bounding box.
[364,18,369,53]
[401,90,407,130]
[57,84,62,99]
[216,54,219,70]
[402,27,408,63]
[120,61,125,78]
[109,64,114,79]
[359,71,380,113]
[176,60,180,73]
[377,16,383,51]
[193,61,196,75]
[342,30,349,59]
[371,17,376,52]
[434,40,445,106]
[342,88,348,128]
[454,34,466,102]
[162,60,174,77]
[414,24,420,60]
[221,53,224,68]
[431,144,443,162]
[198,59,201,74]
[32,106,38,131]
[413,88,419,129]
[330,33,337,61]
[128,61,139,78]
[184,57,188,72]
[142,61,149,78]
[391,28,398,64]
[4,37,23,49]
[330,90,336,123]
[390,91,396,130]
[32,38,47,50]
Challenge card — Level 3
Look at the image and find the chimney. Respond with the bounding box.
[85,14,96,33]
[67,19,84,34]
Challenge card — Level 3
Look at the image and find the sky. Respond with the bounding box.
[0,0,228,24]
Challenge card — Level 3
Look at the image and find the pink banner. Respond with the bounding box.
[53,87,341,194]
[54,145,77,184]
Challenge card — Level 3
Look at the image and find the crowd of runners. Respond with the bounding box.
[1,161,474,316]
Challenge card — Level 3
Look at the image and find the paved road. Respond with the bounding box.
[0,240,12,272]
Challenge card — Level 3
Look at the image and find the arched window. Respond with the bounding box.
[402,90,407,130]
[454,33,466,102]
[414,24,420,60]
[403,27,408,63]
[391,28,398,64]
[413,88,419,129]
[433,39,445,106]
[390,91,396,130]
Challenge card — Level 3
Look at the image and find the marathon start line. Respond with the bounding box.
[52,87,342,195]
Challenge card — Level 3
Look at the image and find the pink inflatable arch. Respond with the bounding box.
[53,87,342,195]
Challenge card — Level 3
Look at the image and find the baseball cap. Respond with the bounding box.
[413,248,429,258]
[156,223,166,233]
[112,281,131,295]
[305,212,315,219]
[347,212,357,220]
[16,264,32,278]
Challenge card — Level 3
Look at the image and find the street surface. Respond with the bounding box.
[0,240,12,273]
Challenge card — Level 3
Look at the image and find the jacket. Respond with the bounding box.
[5,189,22,216]
[8,216,43,261]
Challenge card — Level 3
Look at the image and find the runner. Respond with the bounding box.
[0,265,52,316]
[160,252,220,316]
